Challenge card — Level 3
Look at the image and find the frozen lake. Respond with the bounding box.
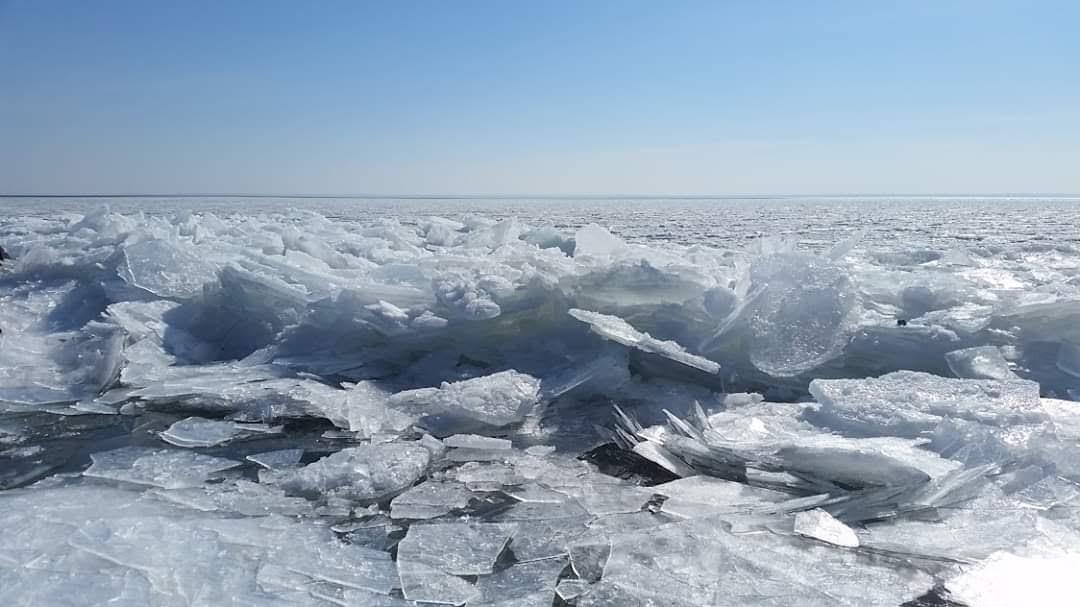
[1,196,1079,606]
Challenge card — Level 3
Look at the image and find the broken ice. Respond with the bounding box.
[4,201,1080,606]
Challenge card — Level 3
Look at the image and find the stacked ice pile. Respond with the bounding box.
[2,206,1080,605]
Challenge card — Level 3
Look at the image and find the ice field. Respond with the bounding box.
[2,196,1080,606]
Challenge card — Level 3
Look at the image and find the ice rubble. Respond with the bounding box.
[2,207,1080,605]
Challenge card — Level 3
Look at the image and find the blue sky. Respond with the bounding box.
[1,0,1078,195]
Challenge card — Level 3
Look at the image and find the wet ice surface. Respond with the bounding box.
[2,196,1080,605]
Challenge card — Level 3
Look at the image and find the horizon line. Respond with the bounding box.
[3,192,1080,200]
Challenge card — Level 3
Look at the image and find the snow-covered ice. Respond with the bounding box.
[3,196,1080,605]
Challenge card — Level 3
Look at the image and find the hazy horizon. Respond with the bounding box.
[4,192,1080,200]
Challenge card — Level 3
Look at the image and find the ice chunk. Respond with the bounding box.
[573,223,628,258]
[744,253,860,377]
[471,556,567,606]
[270,540,399,595]
[859,484,1054,562]
[574,581,698,607]
[397,522,515,576]
[443,434,512,450]
[946,346,1018,380]
[653,475,789,518]
[148,479,313,517]
[388,370,542,426]
[272,442,430,501]
[603,516,933,606]
[774,435,960,488]
[569,540,610,581]
[83,447,240,489]
[432,273,503,320]
[794,509,859,547]
[449,461,521,492]
[557,482,654,516]
[120,238,217,299]
[569,308,720,374]
[390,480,472,520]
[809,371,1043,437]
[509,520,593,562]
[246,448,304,470]
[311,586,415,607]
[556,579,590,601]
[632,441,698,477]
[398,559,479,606]
[396,522,519,603]
[504,483,569,504]
[159,416,280,448]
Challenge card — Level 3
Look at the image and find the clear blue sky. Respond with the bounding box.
[2,0,1078,195]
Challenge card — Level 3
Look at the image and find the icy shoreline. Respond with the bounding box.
[2,204,1080,605]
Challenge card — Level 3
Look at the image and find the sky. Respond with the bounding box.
[1,0,1078,196]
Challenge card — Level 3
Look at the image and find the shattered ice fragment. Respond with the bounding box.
[569,308,720,374]
[120,239,217,299]
[631,441,697,477]
[653,475,788,518]
[148,479,313,517]
[569,540,610,581]
[574,581,697,607]
[504,483,568,504]
[419,433,447,459]
[246,448,304,470]
[556,579,591,601]
[471,556,568,606]
[411,310,449,330]
[794,508,860,548]
[524,445,556,457]
[573,223,628,258]
[311,586,415,607]
[443,434,512,450]
[509,520,593,562]
[159,416,280,448]
[396,522,516,576]
[83,446,240,489]
[745,253,860,377]
[559,483,654,516]
[809,371,1043,437]
[273,442,430,501]
[398,559,479,606]
[270,536,400,595]
[388,370,542,426]
[390,480,472,520]
[396,522,519,603]
[774,435,959,489]
[603,516,932,606]
[945,346,1018,380]
[451,462,520,491]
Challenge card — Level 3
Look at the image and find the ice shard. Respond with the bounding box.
[945,346,1018,380]
[569,308,721,374]
[744,253,861,377]
[83,447,241,489]
[809,371,1043,437]
[272,442,431,501]
[388,370,542,426]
